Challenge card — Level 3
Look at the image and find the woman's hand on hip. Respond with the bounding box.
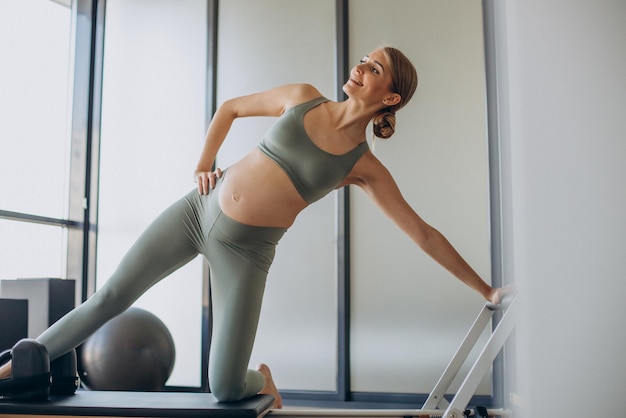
[195,167,222,195]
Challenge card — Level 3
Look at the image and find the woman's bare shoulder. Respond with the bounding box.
[222,83,326,118]
[281,83,326,107]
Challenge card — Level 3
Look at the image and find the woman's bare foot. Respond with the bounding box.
[0,361,12,380]
[256,363,282,409]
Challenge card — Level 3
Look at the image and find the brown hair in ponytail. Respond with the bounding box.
[372,47,418,140]
[372,111,396,140]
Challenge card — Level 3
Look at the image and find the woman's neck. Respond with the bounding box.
[328,99,378,138]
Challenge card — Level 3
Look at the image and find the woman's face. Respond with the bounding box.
[343,48,400,107]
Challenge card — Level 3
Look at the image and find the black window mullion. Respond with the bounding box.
[335,0,350,403]
[482,0,507,408]
[201,0,219,393]
[66,0,106,303]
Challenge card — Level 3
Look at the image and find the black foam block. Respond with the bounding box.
[0,298,28,352]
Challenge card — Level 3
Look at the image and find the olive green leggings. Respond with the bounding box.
[37,172,286,401]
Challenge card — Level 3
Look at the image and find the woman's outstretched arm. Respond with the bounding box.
[348,152,506,303]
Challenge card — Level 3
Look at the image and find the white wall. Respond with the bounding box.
[496,0,626,415]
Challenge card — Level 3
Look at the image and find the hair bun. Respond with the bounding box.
[372,111,396,139]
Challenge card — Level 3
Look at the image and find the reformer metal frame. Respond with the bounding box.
[270,297,517,418]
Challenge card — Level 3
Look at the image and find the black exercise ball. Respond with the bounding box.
[80,307,176,391]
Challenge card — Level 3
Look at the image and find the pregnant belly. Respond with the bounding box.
[218,150,308,228]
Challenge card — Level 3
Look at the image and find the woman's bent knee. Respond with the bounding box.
[211,383,246,403]
[210,368,264,402]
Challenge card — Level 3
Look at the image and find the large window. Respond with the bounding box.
[0,0,74,279]
[349,0,492,397]
[1,0,210,390]
[96,0,208,387]
[0,0,504,407]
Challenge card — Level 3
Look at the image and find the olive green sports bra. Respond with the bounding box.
[258,97,369,204]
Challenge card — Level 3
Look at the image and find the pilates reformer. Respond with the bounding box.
[0,297,516,418]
